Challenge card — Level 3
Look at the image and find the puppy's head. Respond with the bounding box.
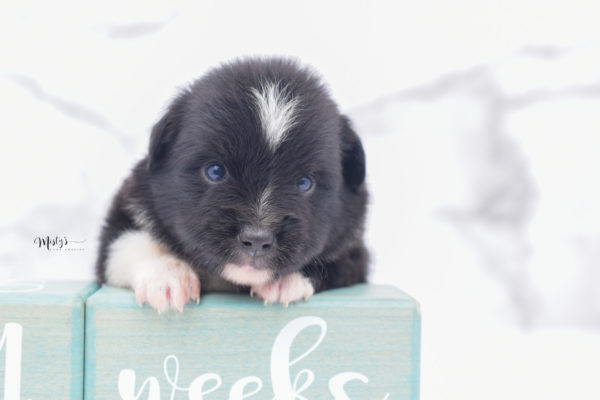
[147,58,366,286]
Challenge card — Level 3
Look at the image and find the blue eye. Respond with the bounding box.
[205,163,227,182]
[296,176,313,192]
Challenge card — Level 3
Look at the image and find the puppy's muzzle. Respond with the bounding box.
[239,226,275,257]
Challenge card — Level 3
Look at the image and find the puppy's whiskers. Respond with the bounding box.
[307,255,327,282]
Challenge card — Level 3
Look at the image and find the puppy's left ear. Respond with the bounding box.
[340,115,366,191]
[147,92,189,171]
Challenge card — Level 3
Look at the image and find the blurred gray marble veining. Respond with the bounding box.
[3,3,600,399]
[1,16,599,331]
[351,46,600,328]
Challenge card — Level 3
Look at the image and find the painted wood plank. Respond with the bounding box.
[0,280,98,400]
[85,284,420,399]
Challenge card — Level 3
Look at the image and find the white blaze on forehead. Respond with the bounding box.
[251,82,300,149]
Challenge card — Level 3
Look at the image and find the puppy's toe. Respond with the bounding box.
[252,272,314,306]
[143,281,171,314]
[166,259,201,312]
[279,273,314,305]
[132,256,201,313]
[253,280,282,305]
[188,267,201,304]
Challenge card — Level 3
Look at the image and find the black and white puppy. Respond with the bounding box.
[96,57,368,312]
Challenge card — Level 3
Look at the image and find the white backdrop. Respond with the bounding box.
[1,1,600,399]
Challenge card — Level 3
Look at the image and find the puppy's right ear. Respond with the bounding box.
[147,93,188,171]
[340,115,366,192]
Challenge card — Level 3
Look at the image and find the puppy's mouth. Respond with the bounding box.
[219,226,282,286]
[221,262,272,286]
[218,223,304,286]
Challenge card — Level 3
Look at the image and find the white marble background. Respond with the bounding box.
[1,1,600,398]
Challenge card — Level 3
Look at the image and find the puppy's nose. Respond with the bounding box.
[239,227,275,257]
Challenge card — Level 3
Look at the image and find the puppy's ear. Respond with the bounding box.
[147,93,188,171]
[340,115,366,191]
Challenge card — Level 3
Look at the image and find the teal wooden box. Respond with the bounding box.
[0,280,98,399]
[85,284,420,399]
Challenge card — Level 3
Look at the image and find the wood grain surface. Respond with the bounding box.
[0,280,98,400]
[85,284,420,400]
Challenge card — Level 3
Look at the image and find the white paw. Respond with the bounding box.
[251,272,315,306]
[132,255,200,313]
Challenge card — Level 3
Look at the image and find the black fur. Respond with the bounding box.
[96,57,369,293]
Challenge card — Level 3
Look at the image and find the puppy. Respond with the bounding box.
[95,57,368,312]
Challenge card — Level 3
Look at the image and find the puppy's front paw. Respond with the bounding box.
[132,255,200,314]
[251,272,314,306]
